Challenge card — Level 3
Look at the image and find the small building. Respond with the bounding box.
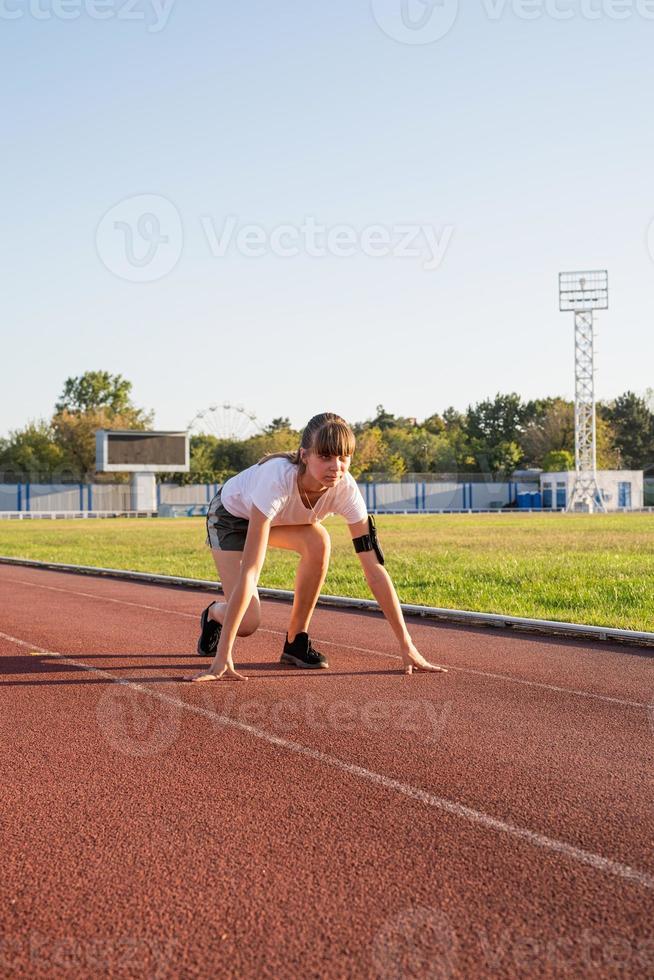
[540,471,644,511]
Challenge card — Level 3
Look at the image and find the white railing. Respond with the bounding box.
[0,511,154,520]
[1,480,651,517]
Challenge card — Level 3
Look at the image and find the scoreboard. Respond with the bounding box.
[95,430,190,473]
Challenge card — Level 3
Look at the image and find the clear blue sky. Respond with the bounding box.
[2,0,653,437]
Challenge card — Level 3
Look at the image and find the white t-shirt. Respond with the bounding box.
[220,457,367,526]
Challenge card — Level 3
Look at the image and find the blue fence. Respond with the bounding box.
[0,483,132,513]
[1,480,539,514]
[4,478,651,515]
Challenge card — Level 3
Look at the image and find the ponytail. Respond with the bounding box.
[257,449,301,466]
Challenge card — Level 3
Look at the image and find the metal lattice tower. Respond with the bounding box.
[559,271,608,513]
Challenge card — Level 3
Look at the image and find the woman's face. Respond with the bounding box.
[303,448,352,489]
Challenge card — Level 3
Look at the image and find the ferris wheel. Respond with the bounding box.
[187,403,263,441]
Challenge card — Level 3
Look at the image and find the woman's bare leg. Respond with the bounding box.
[207,549,261,636]
[268,523,331,641]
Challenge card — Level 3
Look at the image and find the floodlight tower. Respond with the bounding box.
[558,270,608,513]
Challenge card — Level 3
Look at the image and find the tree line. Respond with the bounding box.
[1,373,653,483]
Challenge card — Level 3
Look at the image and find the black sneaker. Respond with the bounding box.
[197,603,221,656]
[280,632,328,669]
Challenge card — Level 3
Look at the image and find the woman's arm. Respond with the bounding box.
[191,507,271,681]
[348,519,447,675]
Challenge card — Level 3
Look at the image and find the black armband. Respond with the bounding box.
[352,515,385,565]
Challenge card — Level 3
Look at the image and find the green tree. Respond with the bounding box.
[55,371,144,417]
[443,407,465,428]
[439,407,475,472]
[385,452,407,479]
[169,434,243,486]
[360,405,398,432]
[238,427,301,468]
[599,391,654,469]
[522,396,559,427]
[384,426,457,474]
[521,397,619,469]
[521,398,574,468]
[348,427,415,480]
[595,415,620,469]
[479,440,523,475]
[264,417,292,433]
[50,371,153,479]
[422,412,446,436]
[0,420,67,479]
[464,393,526,475]
[542,449,574,472]
[466,393,525,444]
[185,434,225,484]
[349,427,388,479]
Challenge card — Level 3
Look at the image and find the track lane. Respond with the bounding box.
[1,566,654,978]
[2,640,654,979]
[2,567,653,865]
[3,564,653,704]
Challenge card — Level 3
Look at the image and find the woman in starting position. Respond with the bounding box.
[189,412,447,681]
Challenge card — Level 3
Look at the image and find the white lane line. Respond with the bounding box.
[436,665,649,709]
[2,627,654,893]
[9,577,200,618]
[6,577,651,710]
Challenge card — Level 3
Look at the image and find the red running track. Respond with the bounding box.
[1,563,653,979]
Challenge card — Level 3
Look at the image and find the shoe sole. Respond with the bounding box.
[279,652,329,669]
[197,606,220,657]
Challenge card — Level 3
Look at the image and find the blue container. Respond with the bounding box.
[517,492,532,509]
[530,491,542,509]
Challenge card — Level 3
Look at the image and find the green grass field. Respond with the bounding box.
[1,513,653,631]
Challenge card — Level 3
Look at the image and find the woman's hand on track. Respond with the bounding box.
[400,639,448,675]
[185,660,248,682]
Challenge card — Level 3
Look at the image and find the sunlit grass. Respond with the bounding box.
[1,513,652,631]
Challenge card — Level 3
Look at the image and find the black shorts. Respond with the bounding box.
[206,489,250,552]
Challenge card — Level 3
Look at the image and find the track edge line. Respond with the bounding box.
[1,555,653,649]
